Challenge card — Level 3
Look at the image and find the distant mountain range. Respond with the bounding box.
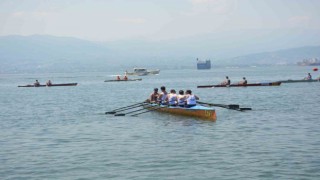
[0,33,320,73]
[221,46,320,66]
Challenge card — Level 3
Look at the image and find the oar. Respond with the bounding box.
[198,101,240,110]
[105,102,146,114]
[114,104,157,116]
[114,108,146,116]
[199,101,252,111]
[130,105,164,117]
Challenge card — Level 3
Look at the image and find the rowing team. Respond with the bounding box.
[116,75,128,81]
[34,80,52,86]
[221,76,247,85]
[146,86,200,108]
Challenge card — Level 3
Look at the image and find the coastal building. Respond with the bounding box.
[297,58,320,66]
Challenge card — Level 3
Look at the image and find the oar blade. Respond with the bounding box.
[105,111,116,114]
[114,114,126,116]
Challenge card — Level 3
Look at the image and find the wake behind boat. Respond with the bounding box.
[197,81,281,88]
[18,83,78,87]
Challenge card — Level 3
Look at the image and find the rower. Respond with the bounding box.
[305,73,312,80]
[185,90,199,108]
[46,80,52,86]
[177,90,186,107]
[239,77,247,85]
[123,75,128,81]
[34,80,40,87]
[221,76,231,85]
[116,76,121,80]
[148,88,159,103]
[158,86,168,105]
[166,89,178,106]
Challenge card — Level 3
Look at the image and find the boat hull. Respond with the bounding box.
[197,81,281,88]
[18,83,78,87]
[104,79,142,82]
[125,69,160,76]
[144,104,216,121]
[279,79,319,83]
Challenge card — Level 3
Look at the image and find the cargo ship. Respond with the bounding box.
[197,58,211,70]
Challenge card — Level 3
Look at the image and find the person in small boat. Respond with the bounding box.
[305,73,312,80]
[158,86,168,105]
[239,77,247,85]
[177,90,186,107]
[221,76,231,85]
[46,80,52,86]
[116,75,121,81]
[123,75,128,81]
[166,89,178,106]
[34,80,40,86]
[148,88,159,103]
[185,89,199,108]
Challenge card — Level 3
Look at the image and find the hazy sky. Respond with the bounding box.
[0,0,319,41]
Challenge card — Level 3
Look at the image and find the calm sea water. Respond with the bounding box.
[1,66,320,180]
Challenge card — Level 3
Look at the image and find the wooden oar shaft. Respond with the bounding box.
[106,102,146,114]
[114,104,156,116]
[112,102,145,111]
[114,107,145,116]
[198,101,240,110]
[130,105,164,116]
[114,103,145,112]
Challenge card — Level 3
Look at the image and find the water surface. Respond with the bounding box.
[1,66,320,179]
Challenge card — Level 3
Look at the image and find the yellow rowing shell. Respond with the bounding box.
[144,104,217,121]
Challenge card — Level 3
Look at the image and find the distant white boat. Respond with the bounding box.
[125,68,160,76]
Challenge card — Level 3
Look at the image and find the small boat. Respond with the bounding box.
[279,79,320,83]
[104,78,142,82]
[144,104,217,121]
[18,83,78,87]
[197,81,281,88]
[125,68,160,76]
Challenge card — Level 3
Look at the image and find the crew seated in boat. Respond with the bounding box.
[239,77,247,85]
[34,80,40,87]
[185,90,199,108]
[305,73,312,80]
[221,76,231,85]
[177,90,186,107]
[116,76,121,81]
[147,88,159,103]
[166,89,178,106]
[123,76,128,80]
[158,86,168,105]
[46,80,52,86]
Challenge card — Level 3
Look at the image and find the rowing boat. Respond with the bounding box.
[104,78,142,82]
[18,83,78,87]
[144,104,217,121]
[279,79,320,83]
[197,81,281,88]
